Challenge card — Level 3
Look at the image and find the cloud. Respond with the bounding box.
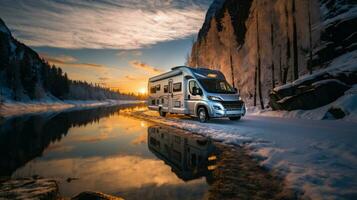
[117,50,143,57]
[0,0,210,49]
[130,60,162,74]
[125,75,137,80]
[98,77,110,81]
[131,133,147,145]
[40,53,105,68]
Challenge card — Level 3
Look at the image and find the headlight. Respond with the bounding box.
[213,105,222,110]
[208,96,223,101]
[238,96,242,101]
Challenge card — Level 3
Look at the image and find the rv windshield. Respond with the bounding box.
[198,79,235,94]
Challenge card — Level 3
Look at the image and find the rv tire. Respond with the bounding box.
[197,107,209,123]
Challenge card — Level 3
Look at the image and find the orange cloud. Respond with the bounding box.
[129,60,162,74]
[40,53,105,68]
[131,133,147,145]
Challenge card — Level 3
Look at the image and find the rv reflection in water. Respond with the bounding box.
[147,125,217,182]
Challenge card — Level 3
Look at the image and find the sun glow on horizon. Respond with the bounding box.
[138,87,147,95]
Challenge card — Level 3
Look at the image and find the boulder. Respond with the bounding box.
[0,178,58,200]
[270,59,357,111]
[72,191,124,200]
[270,79,350,111]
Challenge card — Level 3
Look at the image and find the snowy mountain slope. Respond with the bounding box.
[0,18,11,35]
[128,109,357,199]
[0,18,138,102]
[0,18,66,101]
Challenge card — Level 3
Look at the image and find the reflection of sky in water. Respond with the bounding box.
[12,114,208,199]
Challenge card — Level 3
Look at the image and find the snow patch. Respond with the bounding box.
[0,100,143,118]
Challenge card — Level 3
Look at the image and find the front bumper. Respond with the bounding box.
[209,101,246,118]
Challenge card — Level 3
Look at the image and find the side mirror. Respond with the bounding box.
[196,88,203,96]
[192,87,202,96]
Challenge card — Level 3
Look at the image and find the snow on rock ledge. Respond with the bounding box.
[270,50,357,111]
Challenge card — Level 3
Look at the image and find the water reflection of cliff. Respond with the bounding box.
[0,104,142,177]
[147,125,217,183]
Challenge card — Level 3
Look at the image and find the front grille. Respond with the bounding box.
[221,101,244,111]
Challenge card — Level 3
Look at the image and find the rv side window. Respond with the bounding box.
[173,82,182,92]
[189,80,199,94]
[164,85,168,93]
[156,84,160,91]
[150,86,156,94]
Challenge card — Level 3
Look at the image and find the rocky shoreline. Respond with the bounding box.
[0,178,124,200]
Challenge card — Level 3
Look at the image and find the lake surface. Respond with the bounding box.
[0,104,218,199]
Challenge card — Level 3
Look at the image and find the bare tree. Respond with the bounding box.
[256,9,264,109]
[230,51,235,88]
[283,4,290,84]
[184,52,190,66]
[279,45,283,84]
[271,17,276,88]
[307,0,313,74]
[292,0,299,80]
[254,64,257,106]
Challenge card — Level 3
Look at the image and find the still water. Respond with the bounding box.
[0,105,217,199]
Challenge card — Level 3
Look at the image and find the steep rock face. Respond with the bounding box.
[189,0,357,108]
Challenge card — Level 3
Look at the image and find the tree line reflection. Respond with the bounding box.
[0,104,143,177]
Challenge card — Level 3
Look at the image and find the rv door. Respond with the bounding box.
[168,79,173,113]
[187,79,202,114]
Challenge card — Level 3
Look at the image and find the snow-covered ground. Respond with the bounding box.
[128,109,357,200]
[0,99,143,118]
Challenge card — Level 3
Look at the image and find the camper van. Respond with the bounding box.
[147,66,246,122]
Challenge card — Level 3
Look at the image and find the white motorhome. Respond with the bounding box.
[148,66,246,122]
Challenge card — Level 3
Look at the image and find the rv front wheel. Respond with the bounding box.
[197,107,208,123]
[159,108,167,117]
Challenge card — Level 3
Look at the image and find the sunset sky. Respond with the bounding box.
[0,0,213,93]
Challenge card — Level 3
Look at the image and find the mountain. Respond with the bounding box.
[0,18,136,101]
[189,0,357,110]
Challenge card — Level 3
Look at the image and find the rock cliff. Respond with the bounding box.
[189,0,357,109]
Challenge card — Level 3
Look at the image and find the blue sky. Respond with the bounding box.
[0,0,212,93]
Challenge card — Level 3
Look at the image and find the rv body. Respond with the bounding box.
[147,66,246,122]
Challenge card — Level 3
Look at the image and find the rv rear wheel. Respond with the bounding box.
[229,116,241,121]
[197,107,208,123]
[159,108,166,117]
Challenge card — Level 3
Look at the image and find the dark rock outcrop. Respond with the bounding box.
[270,79,351,110]
[269,66,357,110]
[72,191,124,200]
[0,178,58,200]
